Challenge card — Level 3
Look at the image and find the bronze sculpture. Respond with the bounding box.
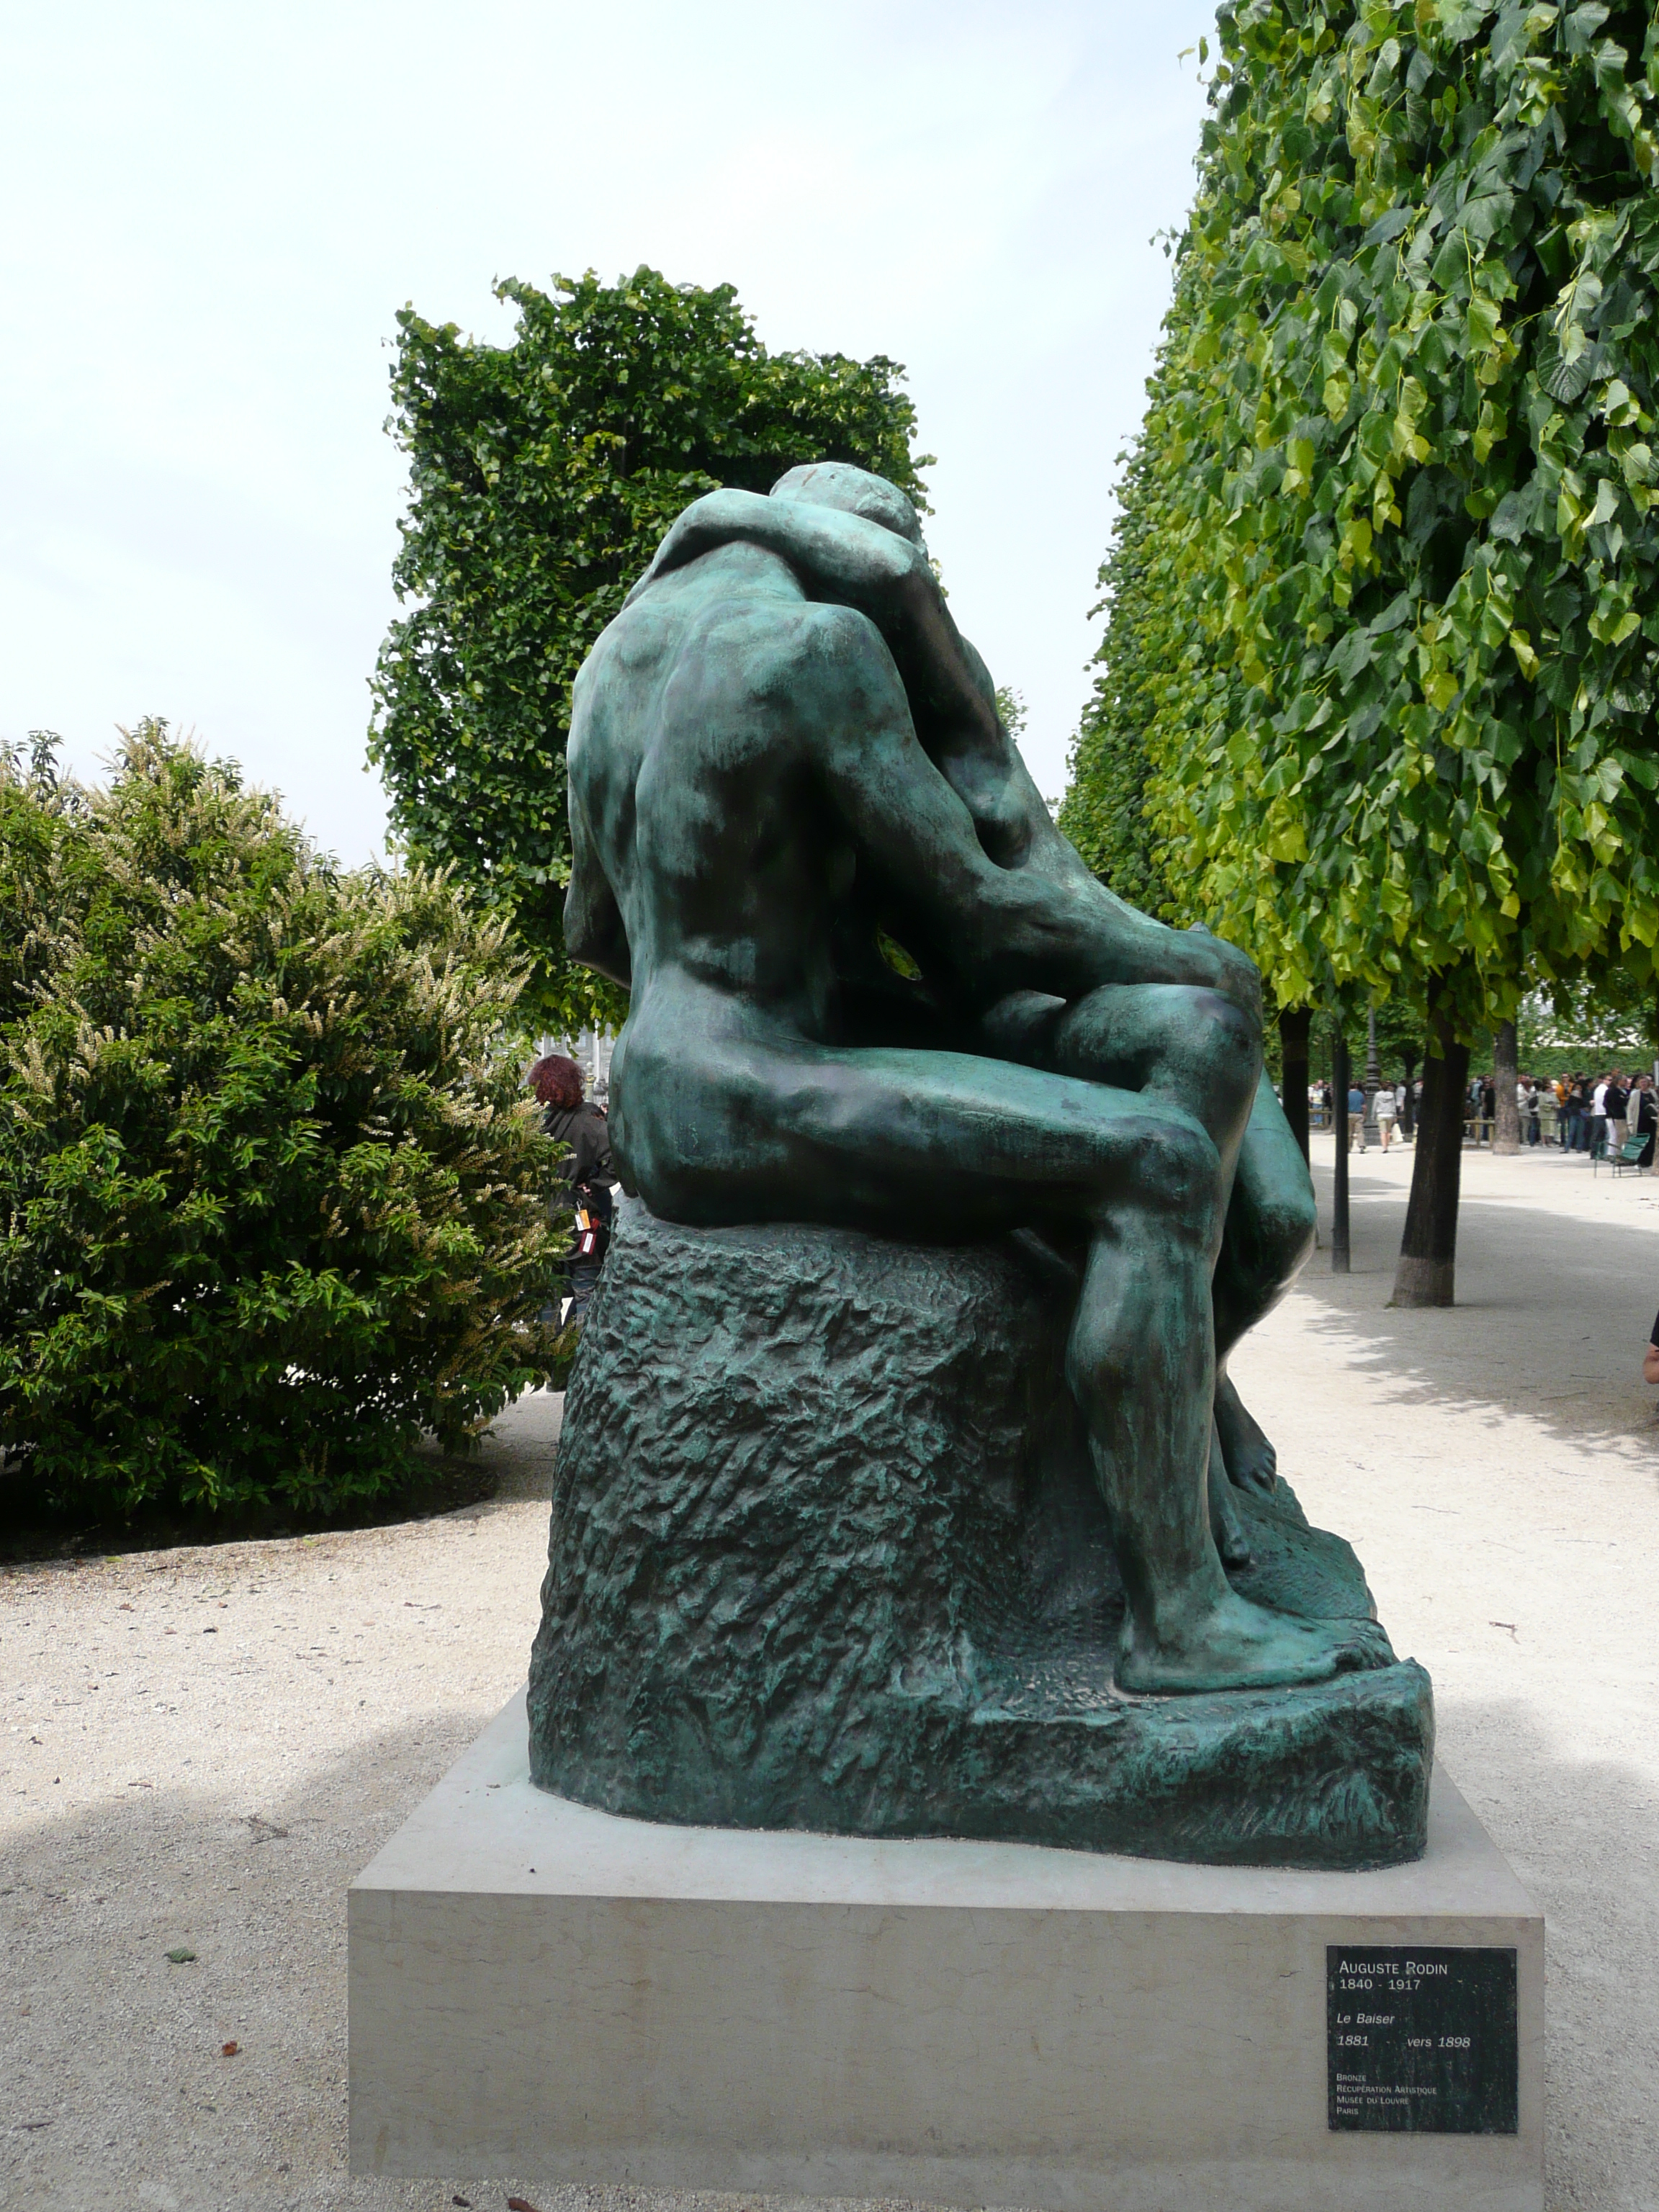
[529,464,1431,1866]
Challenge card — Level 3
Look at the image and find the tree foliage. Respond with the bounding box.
[1058,441,1182,920]
[1066,0,1659,1035]
[0,726,561,1518]
[369,267,932,1032]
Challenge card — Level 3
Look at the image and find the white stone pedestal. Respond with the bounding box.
[349,1690,1542,2212]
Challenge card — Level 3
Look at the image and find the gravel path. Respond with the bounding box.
[4,1136,1658,2211]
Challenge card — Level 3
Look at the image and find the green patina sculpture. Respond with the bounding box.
[528,462,1432,1866]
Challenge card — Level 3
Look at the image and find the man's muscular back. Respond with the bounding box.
[566,539,911,1039]
[569,475,1261,1038]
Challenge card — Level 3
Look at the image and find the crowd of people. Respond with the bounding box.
[1545,1070,1658,1161]
[1310,1067,1658,1162]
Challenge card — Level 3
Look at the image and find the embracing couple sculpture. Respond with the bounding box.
[558,459,1386,1701]
[529,459,1429,1868]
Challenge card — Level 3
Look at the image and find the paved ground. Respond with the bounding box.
[3,1134,1657,2211]
[1251,1135,1659,2212]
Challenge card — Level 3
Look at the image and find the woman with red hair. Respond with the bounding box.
[529,1055,615,1326]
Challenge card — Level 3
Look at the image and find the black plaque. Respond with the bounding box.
[1327,1945,1518,2133]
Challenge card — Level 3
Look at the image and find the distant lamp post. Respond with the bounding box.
[1332,1026,1351,1274]
[1364,1006,1381,1146]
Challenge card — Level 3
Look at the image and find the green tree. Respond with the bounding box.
[0,725,561,1519]
[1064,0,1659,1300]
[1516,975,1653,1065]
[369,266,932,1033]
[1058,439,1184,920]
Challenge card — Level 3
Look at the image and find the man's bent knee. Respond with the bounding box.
[1101,1111,1223,1243]
[1051,983,1259,1141]
[1216,1183,1317,1323]
[1157,986,1261,1149]
[1174,984,1259,1080]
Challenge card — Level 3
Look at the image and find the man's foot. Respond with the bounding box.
[1117,1587,1395,1696]
[1208,1427,1252,1568]
[1214,1375,1277,1494]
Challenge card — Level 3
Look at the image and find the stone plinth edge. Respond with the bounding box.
[349,1691,1542,2212]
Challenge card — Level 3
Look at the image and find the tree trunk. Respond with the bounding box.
[1391,1007,1470,1306]
[1493,1017,1520,1154]
[1331,1029,1351,1274]
[1279,1005,1310,1163]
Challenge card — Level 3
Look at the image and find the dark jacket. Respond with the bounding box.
[542,1101,613,1190]
[542,1102,616,1259]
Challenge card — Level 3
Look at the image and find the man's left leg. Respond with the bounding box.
[979,993,1316,1504]
[1034,990,1316,1498]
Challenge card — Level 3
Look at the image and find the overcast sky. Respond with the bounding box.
[1,0,1217,863]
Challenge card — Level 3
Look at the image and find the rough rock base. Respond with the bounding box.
[529,1202,1432,1869]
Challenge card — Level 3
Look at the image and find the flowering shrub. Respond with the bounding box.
[0,724,562,1516]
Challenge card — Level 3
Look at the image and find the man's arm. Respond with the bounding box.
[635,489,1001,752]
[562,783,631,987]
[645,493,1257,1015]
[798,603,1259,1015]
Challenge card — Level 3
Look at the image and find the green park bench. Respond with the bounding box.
[1600,1134,1650,1177]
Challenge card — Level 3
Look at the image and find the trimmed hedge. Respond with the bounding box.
[369,266,932,1035]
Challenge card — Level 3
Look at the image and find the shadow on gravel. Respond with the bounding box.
[0,1453,505,1570]
[1290,1161,1659,1455]
[1441,1696,1659,2212]
[1,1705,514,2212]
[0,1392,565,1570]
[4,1683,1655,2212]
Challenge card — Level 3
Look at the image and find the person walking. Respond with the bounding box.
[1634,1074,1657,1169]
[529,1052,616,1327]
[1347,1079,1367,1154]
[1590,1073,1611,1159]
[1373,1080,1398,1151]
[1607,1071,1630,1156]
[1523,1076,1542,1147]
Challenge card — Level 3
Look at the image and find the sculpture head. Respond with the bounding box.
[769,461,926,551]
